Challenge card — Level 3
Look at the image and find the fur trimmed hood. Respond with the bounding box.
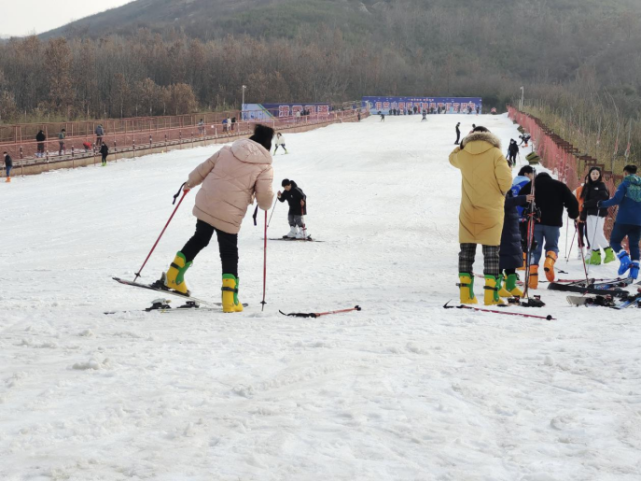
[461,131,502,153]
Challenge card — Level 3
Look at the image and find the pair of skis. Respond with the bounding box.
[112,276,360,317]
[567,290,641,309]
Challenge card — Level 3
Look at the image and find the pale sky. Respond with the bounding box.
[0,0,133,37]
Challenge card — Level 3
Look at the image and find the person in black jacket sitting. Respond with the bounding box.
[580,167,614,265]
[519,172,579,287]
[277,179,308,239]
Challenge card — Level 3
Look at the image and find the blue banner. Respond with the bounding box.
[242,103,331,120]
[362,96,483,115]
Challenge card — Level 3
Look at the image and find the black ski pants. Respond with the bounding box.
[181,220,238,277]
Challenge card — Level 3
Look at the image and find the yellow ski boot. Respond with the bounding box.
[458,273,478,305]
[499,273,524,298]
[484,275,506,306]
[164,252,192,295]
[222,274,243,313]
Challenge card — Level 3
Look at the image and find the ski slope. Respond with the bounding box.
[1,114,641,480]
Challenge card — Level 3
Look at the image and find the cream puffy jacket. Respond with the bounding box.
[187,139,274,234]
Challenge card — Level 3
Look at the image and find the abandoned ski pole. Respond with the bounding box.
[134,183,188,282]
[279,305,362,318]
[443,301,554,321]
[261,210,268,311]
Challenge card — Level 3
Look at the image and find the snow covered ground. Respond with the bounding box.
[1,114,641,480]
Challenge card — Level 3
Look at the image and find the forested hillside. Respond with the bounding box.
[0,0,640,139]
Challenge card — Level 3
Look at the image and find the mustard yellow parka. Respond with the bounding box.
[449,131,513,245]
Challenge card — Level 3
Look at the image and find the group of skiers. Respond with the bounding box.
[450,125,641,307]
[160,125,307,312]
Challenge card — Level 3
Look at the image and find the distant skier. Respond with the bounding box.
[58,129,66,156]
[3,151,12,182]
[273,132,288,155]
[95,124,105,145]
[162,124,275,313]
[519,172,579,287]
[421,110,427,121]
[455,122,461,145]
[36,130,46,158]
[278,178,308,239]
[100,143,109,166]
[449,126,513,306]
[519,134,531,147]
[598,164,641,280]
[380,112,385,122]
[507,139,519,167]
[580,167,614,265]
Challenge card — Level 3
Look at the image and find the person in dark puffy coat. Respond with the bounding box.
[580,167,614,265]
[499,188,534,297]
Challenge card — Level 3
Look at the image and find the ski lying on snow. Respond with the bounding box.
[267,237,324,243]
[566,292,641,309]
[547,282,629,298]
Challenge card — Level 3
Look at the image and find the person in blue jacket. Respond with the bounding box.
[598,164,641,280]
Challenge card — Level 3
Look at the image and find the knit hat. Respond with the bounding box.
[281,178,291,187]
[249,124,275,151]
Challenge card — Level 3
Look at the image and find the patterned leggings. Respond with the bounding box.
[459,244,500,277]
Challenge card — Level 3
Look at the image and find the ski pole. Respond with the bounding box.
[134,183,188,282]
[443,301,554,321]
[586,216,600,276]
[577,223,590,286]
[301,202,308,240]
[564,213,569,260]
[566,224,577,264]
[267,197,278,227]
[261,210,267,312]
[279,306,362,318]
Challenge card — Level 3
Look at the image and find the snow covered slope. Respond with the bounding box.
[1,114,640,480]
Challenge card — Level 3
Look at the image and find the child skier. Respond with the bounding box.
[278,179,308,239]
[511,165,536,270]
[499,186,535,298]
[580,167,615,265]
[274,132,288,155]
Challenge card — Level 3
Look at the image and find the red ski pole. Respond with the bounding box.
[444,301,554,320]
[134,184,189,282]
[261,210,268,311]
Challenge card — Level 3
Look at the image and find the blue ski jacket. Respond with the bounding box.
[600,174,641,226]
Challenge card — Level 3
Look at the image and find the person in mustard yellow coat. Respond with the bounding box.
[449,126,513,306]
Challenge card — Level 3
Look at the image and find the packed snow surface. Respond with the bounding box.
[1,114,641,480]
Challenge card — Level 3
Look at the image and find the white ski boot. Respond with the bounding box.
[283,226,297,239]
[296,228,309,240]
